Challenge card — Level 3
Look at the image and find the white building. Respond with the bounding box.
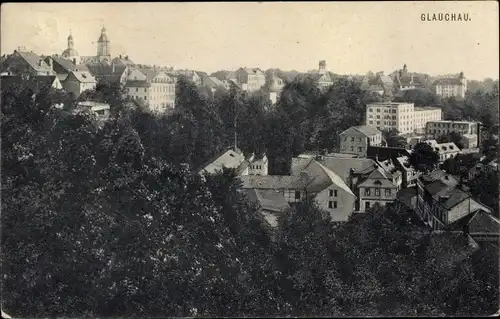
[435,72,467,98]
[424,140,460,162]
[125,69,176,113]
[366,102,442,135]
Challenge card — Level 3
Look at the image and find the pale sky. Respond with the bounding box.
[1,2,498,80]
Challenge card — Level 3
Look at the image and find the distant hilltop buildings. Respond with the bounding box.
[62,27,112,64]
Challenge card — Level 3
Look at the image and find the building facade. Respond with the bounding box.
[233,67,266,92]
[435,72,467,98]
[339,125,382,157]
[63,70,97,98]
[366,102,442,135]
[425,120,479,136]
[125,70,176,113]
[413,107,443,133]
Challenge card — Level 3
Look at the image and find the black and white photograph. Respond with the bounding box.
[1,2,499,317]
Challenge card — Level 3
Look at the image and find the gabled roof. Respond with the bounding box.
[200,149,246,175]
[139,69,161,81]
[245,189,291,214]
[358,168,397,188]
[112,57,135,66]
[48,56,77,73]
[340,125,381,137]
[241,67,264,75]
[16,51,54,73]
[317,157,377,182]
[67,70,96,83]
[125,80,151,88]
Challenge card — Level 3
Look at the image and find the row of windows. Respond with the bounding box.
[250,164,263,170]
[328,201,338,209]
[364,188,392,196]
[329,189,338,197]
[342,145,364,153]
[368,120,397,126]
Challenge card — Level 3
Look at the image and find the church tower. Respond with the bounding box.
[61,30,80,64]
[97,26,111,62]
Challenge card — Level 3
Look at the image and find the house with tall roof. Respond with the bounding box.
[233,67,266,92]
[200,76,229,95]
[435,72,467,98]
[63,70,97,98]
[312,156,401,212]
[242,157,356,222]
[0,50,55,76]
[423,140,460,162]
[416,170,492,230]
[339,125,383,157]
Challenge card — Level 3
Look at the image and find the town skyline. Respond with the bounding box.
[1,2,498,80]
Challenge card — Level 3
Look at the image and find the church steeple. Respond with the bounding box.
[67,30,74,49]
[97,25,111,62]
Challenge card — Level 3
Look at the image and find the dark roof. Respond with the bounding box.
[424,180,470,210]
[125,80,151,88]
[15,51,53,73]
[48,56,77,72]
[245,189,291,213]
[367,146,411,162]
[340,125,381,137]
[420,170,458,185]
[448,209,500,234]
[1,75,56,93]
[317,157,377,182]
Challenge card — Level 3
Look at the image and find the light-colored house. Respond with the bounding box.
[241,157,357,222]
[199,149,269,177]
[339,125,382,157]
[424,140,460,162]
[62,70,97,98]
[233,67,266,92]
[357,167,399,212]
[125,69,176,113]
[315,156,400,212]
[268,73,285,105]
[395,156,421,188]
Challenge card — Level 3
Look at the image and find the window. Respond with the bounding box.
[334,190,337,197]
[376,115,380,119]
[295,191,301,200]
[136,88,138,92]
[376,109,380,112]
[369,121,373,124]
[334,201,338,209]
[351,146,354,151]
[329,190,334,197]
[368,108,373,112]
[351,137,355,142]
[328,201,333,209]
[358,147,362,152]
[365,188,371,196]
[365,201,370,210]
[385,189,391,196]
[375,188,380,196]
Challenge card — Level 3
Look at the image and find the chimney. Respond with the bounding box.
[47,57,53,69]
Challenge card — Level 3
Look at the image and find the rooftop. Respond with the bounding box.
[340,125,381,137]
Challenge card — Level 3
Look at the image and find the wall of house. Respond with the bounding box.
[314,185,355,222]
[340,135,368,156]
[358,184,398,212]
[63,78,81,98]
[249,157,268,176]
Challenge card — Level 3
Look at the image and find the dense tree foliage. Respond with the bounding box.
[2,77,498,317]
[436,131,465,149]
[409,142,440,172]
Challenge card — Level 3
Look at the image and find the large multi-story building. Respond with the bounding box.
[366,102,415,134]
[366,102,442,134]
[425,120,480,136]
[339,125,382,157]
[413,107,442,133]
[435,72,467,99]
[125,69,176,113]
